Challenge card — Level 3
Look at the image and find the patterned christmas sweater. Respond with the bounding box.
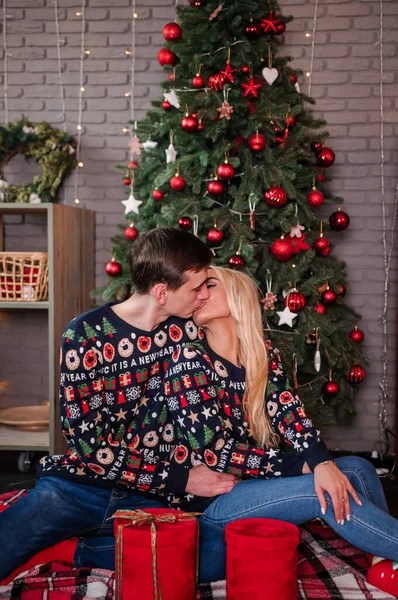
[38,303,202,498]
[163,338,332,510]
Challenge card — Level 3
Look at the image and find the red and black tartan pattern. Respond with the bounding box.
[0,491,393,600]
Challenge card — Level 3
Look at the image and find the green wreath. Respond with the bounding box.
[0,118,77,203]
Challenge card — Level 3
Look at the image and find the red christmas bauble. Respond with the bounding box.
[314,236,331,256]
[276,21,286,35]
[248,133,266,152]
[349,326,365,344]
[152,188,164,201]
[329,209,350,231]
[228,254,245,269]
[241,65,250,74]
[311,141,324,154]
[169,72,175,81]
[124,226,139,241]
[321,289,337,305]
[197,121,203,131]
[208,73,224,90]
[162,100,171,110]
[338,284,347,297]
[314,303,327,315]
[318,172,326,182]
[207,179,224,195]
[317,147,335,168]
[345,364,366,384]
[323,381,339,397]
[162,22,182,42]
[217,162,235,180]
[128,161,139,169]
[285,115,296,128]
[271,237,293,261]
[123,177,131,185]
[192,74,205,88]
[105,259,122,277]
[190,0,205,6]
[289,74,298,84]
[181,114,198,132]
[170,174,185,191]
[158,47,178,67]
[178,216,193,230]
[285,290,306,312]
[307,189,324,207]
[245,21,262,38]
[264,186,288,208]
[207,227,224,245]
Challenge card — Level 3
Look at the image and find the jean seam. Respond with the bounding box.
[350,513,398,545]
[342,468,374,504]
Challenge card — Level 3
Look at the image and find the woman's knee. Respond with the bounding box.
[336,455,376,476]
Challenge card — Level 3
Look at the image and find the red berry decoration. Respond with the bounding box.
[271,236,293,261]
[307,189,324,208]
[285,290,306,312]
[128,161,139,169]
[123,177,131,185]
[311,141,324,154]
[317,147,335,168]
[338,284,347,297]
[207,226,224,246]
[228,253,245,269]
[289,73,298,84]
[245,19,262,39]
[162,22,182,42]
[314,236,331,256]
[349,325,365,344]
[181,113,198,133]
[217,161,235,180]
[248,132,266,152]
[192,74,205,88]
[207,179,224,196]
[162,100,171,110]
[285,115,296,128]
[105,258,122,277]
[264,186,288,208]
[124,225,139,241]
[329,208,350,231]
[345,364,366,384]
[314,303,326,315]
[178,216,193,231]
[323,380,339,397]
[158,48,178,67]
[321,288,337,305]
[152,188,164,201]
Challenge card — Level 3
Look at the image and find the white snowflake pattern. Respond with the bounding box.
[284,428,295,441]
[105,392,115,406]
[186,390,201,404]
[302,418,313,428]
[246,454,261,470]
[232,407,242,419]
[168,396,179,411]
[89,394,103,410]
[126,386,141,402]
[207,386,217,398]
[69,404,81,419]
[147,376,161,390]
[137,473,153,486]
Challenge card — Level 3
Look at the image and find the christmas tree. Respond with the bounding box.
[96,0,366,426]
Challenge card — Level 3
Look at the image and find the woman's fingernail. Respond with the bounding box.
[321,507,325,515]
[347,515,351,521]
[358,500,362,506]
[340,520,344,526]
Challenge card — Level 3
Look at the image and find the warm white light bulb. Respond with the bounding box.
[74,198,80,204]
[305,32,311,37]
[133,13,138,18]
[124,92,131,97]
[84,50,90,55]
[125,50,131,55]
[80,86,85,92]
[77,125,82,130]
[78,161,84,167]
[76,11,82,16]
[122,127,129,133]
[306,72,311,77]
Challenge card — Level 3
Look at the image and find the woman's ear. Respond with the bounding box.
[152,282,168,306]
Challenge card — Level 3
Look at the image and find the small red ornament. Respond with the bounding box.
[128,161,139,169]
[311,141,324,154]
[208,73,224,90]
[152,188,164,201]
[169,72,175,81]
[248,132,266,152]
[182,114,198,133]
[271,236,293,261]
[220,61,237,84]
[217,162,235,180]
[261,10,285,35]
[124,225,139,241]
[321,288,337,305]
[285,290,306,312]
[323,380,339,397]
[162,100,171,110]
[345,364,366,384]
[190,0,205,6]
[314,236,331,256]
[241,65,250,74]
[289,73,298,84]
[207,226,224,246]
[241,76,262,98]
[162,22,182,42]
[285,115,296,128]
[349,325,365,344]
[338,284,347,297]
[317,147,335,168]
[158,48,178,67]
[123,177,131,185]
[197,119,203,131]
[245,20,262,39]
[318,173,326,182]
[192,74,205,88]
[307,188,324,207]
[170,174,185,191]
[228,253,245,269]
[178,216,193,230]
[264,186,288,208]
[207,179,224,196]
[329,208,350,231]
[105,258,122,277]
[276,21,286,35]
[314,303,327,315]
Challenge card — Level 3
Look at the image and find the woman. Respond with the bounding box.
[163,266,398,584]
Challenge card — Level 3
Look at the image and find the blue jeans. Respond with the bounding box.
[0,457,397,583]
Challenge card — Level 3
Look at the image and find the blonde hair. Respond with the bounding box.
[210,266,279,448]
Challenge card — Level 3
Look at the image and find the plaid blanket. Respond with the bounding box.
[0,490,393,600]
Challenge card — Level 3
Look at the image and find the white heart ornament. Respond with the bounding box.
[262,67,278,85]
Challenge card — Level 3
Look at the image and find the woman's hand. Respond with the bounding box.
[314,461,362,524]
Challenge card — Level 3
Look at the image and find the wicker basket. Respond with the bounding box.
[0,252,49,302]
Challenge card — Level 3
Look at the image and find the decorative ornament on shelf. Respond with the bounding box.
[346,364,366,384]
[264,185,288,208]
[162,22,182,42]
[207,221,224,246]
[124,223,139,241]
[329,206,350,231]
[207,176,224,196]
[248,131,266,152]
[262,47,279,85]
[163,89,180,109]
[317,147,335,168]
[170,165,185,191]
[321,284,337,305]
[307,178,324,207]
[217,86,234,120]
[228,239,245,270]
[349,325,365,344]
[245,15,262,39]
[178,216,193,231]
[165,132,177,164]
[276,305,297,327]
[261,10,286,35]
[158,47,178,67]
[152,188,164,201]
[271,235,293,261]
[181,105,198,132]
[105,257,122,277]
[217,148,235,180]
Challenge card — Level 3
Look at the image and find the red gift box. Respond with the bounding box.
[112,508,199,600]
[225,518,300,600]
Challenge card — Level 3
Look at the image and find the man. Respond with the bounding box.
[0,228,235,581]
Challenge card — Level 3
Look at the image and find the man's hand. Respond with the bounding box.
[314,461,362,524]
[185,464,237,497]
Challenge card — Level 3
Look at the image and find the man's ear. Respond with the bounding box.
[152,282,168,306]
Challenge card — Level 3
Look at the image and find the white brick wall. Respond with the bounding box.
[0,0,397,452]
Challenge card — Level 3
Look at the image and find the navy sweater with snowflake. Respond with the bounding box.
[38,303,202,498]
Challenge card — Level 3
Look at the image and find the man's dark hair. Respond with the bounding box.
[129,227,212,294]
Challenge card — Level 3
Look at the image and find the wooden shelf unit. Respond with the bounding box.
[0,203,95,455]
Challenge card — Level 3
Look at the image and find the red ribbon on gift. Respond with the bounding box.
[111,508,201,600]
